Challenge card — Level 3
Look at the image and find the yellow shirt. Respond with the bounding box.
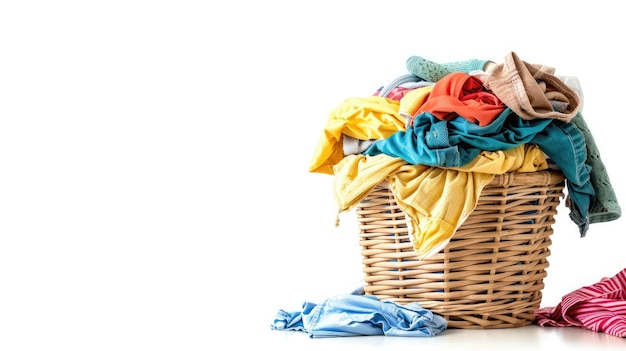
[309,96,404,175]
[332,144,548,259]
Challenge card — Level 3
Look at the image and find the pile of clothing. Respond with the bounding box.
[308,51,621,259]
[271,52,625,338]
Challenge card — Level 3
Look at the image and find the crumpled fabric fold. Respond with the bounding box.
[271,294,447,338]
[410,71,505,127]
[309,96,404,175]
[535,268,626,338]
[333,144,547,259]
[483,51,580,122]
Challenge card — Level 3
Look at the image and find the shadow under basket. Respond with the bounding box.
[356,170,566,329]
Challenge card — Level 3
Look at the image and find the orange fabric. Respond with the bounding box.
[411,72,505,127]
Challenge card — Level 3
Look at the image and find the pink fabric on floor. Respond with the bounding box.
[535,268,626,337]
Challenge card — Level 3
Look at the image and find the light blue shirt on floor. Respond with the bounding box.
[271,294,447,338]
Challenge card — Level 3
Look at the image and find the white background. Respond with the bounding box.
[1,1,624,350]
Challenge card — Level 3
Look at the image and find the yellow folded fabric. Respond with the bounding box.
[332,144,548,259]
[309,96,404,175]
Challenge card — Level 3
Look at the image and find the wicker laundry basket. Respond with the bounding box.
[356,170,566,329]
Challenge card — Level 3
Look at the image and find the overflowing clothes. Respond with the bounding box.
[289,52,624,336]
[309,51,621,259]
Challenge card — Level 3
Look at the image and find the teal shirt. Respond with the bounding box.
[364,108,595,236]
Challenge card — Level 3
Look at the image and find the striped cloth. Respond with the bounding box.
[535,268,626,337]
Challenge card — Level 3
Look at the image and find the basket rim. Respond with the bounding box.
[376,170,565,190]
[484,170,564,188]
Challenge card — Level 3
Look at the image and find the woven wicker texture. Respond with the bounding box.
[356,171,566,329]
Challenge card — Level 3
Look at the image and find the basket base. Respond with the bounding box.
[357,172,565,329]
